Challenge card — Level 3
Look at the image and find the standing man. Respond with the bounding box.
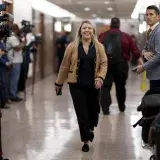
[7,24,26,102]
[99,17,143,115]
[0,45,11,109]
[55,32,71,72]
[0,13,14,107]
[135,5,160,89]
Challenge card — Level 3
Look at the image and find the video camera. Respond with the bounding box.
[20,20,41,53]
[20,20,34,35]
[0,4,12,39]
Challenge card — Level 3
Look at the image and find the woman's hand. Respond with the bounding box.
[55,83,63,95]
[55,85,60,90]
[95,80,103,89]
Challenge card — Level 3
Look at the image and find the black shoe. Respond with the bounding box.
[89,131,94,142]
[10,97,23,102]
[102,108,110,115]
[103,110,110,115]
[1,105,10,109]
[119,105,126,112]
[82,144,89,152]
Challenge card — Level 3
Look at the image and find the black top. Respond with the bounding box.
[77,42,96,87]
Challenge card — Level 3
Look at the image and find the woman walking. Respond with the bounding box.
[55,20,108,152]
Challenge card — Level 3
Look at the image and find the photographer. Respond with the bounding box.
[0,12,14,108]
[7,23,26,102]
[0,44,11,109]
[17,21,38,97]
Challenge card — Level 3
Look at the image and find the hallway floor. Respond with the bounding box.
[2,72,153,160]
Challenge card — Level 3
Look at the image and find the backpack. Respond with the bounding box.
[133,88,160,144]
[103,31,123,64]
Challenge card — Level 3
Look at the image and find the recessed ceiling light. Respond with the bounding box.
[77,1,82,4]
[92,14,97,18]
[104,1,109,4]
[107,7,113,11]
[84,7,90,11]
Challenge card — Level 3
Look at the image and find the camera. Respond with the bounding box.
[0,4,12,39]
[20,20,41,54]
[20,20,34,35]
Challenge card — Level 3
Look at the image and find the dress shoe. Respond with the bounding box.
[102,108,110,115]
[10,97,23,102]
[82,144,89,152]
[119,105,126,112]
[1,105,10,109]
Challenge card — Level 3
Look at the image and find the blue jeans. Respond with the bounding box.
[9,63,21,98]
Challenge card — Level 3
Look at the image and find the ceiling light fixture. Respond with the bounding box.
[104,1,109,4]
[84,7,90,11]
[77,1,82,4]
[107,7,113,11]
[31,0,76,18]
[92,14,97,18]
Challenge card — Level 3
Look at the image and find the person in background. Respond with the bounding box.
[7,24,26,102]
[55,20,107,152]
[131,35,139,66]
[0,13,14,106]
[55,31,71,72]
[17,29,36,98]
[0,45,11,109]
[134,5,160,89]
[98,17,143,115]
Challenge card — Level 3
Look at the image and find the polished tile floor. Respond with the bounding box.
[1,71,153,160]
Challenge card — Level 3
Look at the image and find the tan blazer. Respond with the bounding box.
[55,41,108,85]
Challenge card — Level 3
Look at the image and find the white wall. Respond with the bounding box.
[95,19,139,36]
[13,0,32,26]
[120,22,139,36]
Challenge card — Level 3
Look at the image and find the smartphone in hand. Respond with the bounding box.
[56,88,62,96]
[132,68,137,72]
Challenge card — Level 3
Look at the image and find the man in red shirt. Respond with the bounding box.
[99,17,143,115]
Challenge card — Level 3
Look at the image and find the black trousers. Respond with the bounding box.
[100,61,129,112]
[0,81,5,108]
[57,54,64,73]
[150,80,160,89]
[69,83,100,142]
[0,71,8,107]
[18,63,29,92]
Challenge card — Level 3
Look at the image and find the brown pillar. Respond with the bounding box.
[39,13,45,79]
[52,18,57,73]
[3,0,13,14]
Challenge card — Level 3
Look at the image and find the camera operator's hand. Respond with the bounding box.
[0,49,5,56]
[22,36,27,45]
[20,37,27,49]
[6,62,13,68]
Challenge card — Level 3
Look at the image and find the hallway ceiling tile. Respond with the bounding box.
[48,0,137,19]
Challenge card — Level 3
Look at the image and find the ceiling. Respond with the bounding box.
[47,0,137,19]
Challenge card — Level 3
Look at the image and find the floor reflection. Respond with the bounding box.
[1,73,152,160]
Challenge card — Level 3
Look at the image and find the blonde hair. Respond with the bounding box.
[74,20,99,47]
